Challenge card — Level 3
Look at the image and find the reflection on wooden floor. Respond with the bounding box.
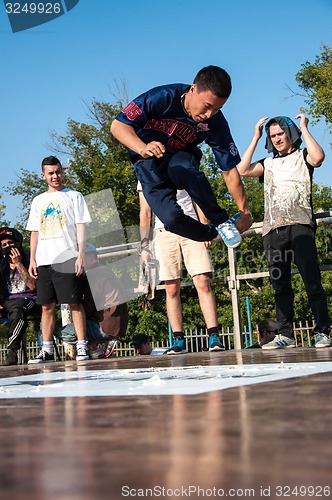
[0,348,331,500]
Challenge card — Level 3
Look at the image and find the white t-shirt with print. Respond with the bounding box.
[26,188,91,266]
[262,149,313,236]
[137,181,198,229]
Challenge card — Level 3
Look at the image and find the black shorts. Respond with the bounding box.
[36,263,84,305]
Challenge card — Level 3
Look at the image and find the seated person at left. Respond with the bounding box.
[0,227,40,365]
[60,242,129,358]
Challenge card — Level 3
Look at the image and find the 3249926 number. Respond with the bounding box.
[5,3,62,14]
[276,485,330,496]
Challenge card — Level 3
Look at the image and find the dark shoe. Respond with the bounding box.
[28,350,54,364]
[4,349,18,366]
[208,334,225,352]
[167,336,187,355]
[76,345,89,361]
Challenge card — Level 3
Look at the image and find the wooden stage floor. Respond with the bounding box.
[0,348,331,500]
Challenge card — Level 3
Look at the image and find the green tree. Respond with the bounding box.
[0,193,8,227]
[7,99,138,230]
[49,100,138,228]
[295,44,332,130]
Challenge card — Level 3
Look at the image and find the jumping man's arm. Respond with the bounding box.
[223,168,253,233]
[110,119,166,159]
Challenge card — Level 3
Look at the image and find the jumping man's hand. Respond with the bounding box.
[140,141,166,159]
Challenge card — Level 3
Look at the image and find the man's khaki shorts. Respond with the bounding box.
[153,228,213,281]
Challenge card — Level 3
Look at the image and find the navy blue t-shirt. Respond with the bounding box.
[115,83,240,171]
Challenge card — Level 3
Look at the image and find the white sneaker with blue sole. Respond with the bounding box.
[216,213,242,249]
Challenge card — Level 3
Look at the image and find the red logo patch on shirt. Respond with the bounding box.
[122,102,142,121]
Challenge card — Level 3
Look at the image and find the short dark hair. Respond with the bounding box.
[0,227,23,246]
[258,319,279,336]
[194,65,232,98]
[131,333,149,347]
[41,156,62,172]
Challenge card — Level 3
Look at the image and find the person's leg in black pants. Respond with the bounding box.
[3,297,40,365]
[292,224,330,333]
[264,228,295,338]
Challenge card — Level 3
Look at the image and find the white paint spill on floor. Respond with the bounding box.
[0,362,332,398]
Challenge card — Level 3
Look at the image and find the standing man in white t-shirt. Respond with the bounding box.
[138,182,224,354]
[27,156,92,363]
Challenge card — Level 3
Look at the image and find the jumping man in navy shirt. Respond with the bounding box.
[111,65,253,247]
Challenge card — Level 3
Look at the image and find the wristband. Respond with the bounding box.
[140,237,150,249]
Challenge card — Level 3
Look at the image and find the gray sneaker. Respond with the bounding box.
[314,332,331,348]
[76,345,89,361]
[261,334,296,350]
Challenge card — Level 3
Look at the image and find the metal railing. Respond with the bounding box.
[0,320,319,364]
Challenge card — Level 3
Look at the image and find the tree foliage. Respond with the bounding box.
[49,100,138,228]
[295,44,332,129]
[7,99,138,231]
[0,194,9,228]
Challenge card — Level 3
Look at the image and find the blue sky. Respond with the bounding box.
[0,0,331,224]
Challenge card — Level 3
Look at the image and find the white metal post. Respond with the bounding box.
[227,246,243,350]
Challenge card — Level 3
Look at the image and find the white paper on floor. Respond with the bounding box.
[0,362,332,398]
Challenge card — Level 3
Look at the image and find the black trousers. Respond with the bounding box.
[263,224,330,338]
[2,297,40,351]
